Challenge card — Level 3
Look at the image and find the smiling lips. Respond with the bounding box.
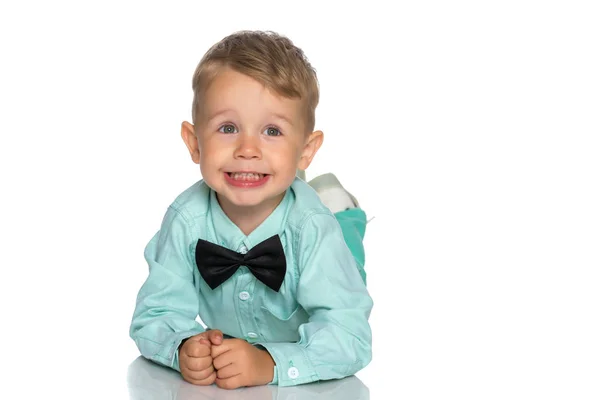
[224,171,270,187]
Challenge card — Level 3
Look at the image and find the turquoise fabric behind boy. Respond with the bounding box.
[129,30,373,389]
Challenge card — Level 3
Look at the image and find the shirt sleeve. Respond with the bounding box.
[129,205,205,371]
[257,212,374,386]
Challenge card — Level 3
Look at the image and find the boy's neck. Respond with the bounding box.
[216,192,285,236]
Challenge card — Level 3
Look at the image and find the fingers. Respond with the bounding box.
[211,338,241,358]
[216,363,239,380]
[188,329,223,345]
[212,349,235,370]
[182,368,217,386]
[182,361,214,378]
[184,341,211,358]
[216,375,244,390]
[180,348,216,385]
[204,329,223,345]
[185,354,213,372]
[180,335,250,389]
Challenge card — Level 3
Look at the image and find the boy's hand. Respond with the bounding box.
[211,338,275,389]
[179,329,223,385]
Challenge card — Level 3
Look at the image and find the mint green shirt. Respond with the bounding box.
[129,178,373,386]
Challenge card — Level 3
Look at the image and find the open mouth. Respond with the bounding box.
[226,172,268,181]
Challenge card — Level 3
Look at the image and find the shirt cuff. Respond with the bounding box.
[256,342,318,386]
[270,365,279,385]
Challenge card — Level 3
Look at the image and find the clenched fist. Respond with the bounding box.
[211,338,275,389]
[178,329,223,385]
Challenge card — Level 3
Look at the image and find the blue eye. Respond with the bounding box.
[264,127,281,136]
[218,124,237,134]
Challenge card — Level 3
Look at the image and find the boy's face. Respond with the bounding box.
[182,67,322,211]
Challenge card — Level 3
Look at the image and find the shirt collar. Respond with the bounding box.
[207,187,294,252]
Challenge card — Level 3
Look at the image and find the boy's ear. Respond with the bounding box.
[297,130,324,170]
[181,121,200,164]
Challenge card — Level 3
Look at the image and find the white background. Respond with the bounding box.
[1,1,599,399]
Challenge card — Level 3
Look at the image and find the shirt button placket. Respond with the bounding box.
[237,243,254,341]
[238,291,250,301]
[238,242,263,342]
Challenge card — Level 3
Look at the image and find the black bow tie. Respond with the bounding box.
[195,235,287,292]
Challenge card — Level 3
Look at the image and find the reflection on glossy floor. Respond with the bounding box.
[127,356,369,399]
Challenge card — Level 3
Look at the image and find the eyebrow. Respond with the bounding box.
[206,109,235,124]
[271,113,294,127]
[206,109,295,127]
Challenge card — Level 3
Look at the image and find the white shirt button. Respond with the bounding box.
[239,245,248,254]
[247,332,258,338]
[287,367,299,379]
[238,291,250,301]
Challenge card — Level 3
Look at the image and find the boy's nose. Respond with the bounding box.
[234,134,261,159]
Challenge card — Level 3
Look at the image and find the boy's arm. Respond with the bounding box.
[129,206,205,371]
[256,212,373,387]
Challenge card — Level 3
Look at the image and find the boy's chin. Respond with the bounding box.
[218,191,286,209]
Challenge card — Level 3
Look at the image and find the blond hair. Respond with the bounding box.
[191,30,320,132]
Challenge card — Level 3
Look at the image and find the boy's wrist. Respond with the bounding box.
[255,345,276,384]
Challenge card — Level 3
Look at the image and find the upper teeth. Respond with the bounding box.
[231,172,263,181]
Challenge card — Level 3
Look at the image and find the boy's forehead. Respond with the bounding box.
[201,69,304,122]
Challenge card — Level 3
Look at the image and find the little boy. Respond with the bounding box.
[129,30,373,389]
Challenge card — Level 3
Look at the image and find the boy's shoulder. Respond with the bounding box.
[167,179,212,220]
[287,177,337,229]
